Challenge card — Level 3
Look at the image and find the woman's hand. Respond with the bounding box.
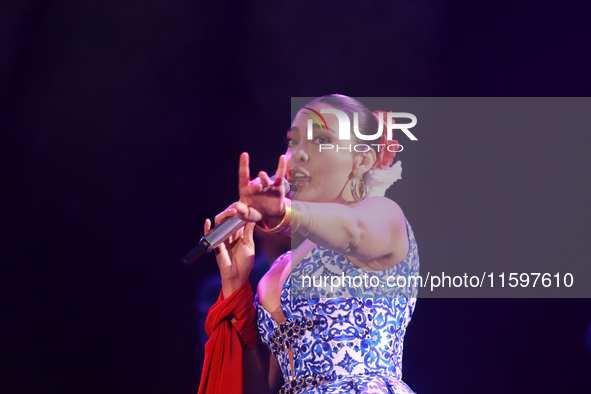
[236,152,288,222]
[204,203,256,299]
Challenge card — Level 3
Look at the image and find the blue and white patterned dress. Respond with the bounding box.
[255,220,420,394]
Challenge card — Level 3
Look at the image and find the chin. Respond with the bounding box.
[291,190,311,202]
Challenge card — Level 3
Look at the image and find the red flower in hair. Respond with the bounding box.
[372,111,399,170]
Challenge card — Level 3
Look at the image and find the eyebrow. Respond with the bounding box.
[288,124,337,136]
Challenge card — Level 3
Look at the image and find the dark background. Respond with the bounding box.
[2,1,590,393]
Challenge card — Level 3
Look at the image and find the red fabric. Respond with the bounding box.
[372,110,400,170]
[198,281,258,394]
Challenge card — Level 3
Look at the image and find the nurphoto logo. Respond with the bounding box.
[303,106,417,153]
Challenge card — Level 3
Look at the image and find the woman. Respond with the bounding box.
[199,95,419,394]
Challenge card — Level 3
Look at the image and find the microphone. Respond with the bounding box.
[183,176,290,264]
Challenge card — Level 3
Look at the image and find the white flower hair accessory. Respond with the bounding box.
[365,160,402,197]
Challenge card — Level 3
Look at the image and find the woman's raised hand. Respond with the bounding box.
[235,152,287,222]
[204,202,255,298]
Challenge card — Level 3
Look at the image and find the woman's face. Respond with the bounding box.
[286,102,359,203]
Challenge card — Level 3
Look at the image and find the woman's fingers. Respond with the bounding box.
[235,201,263,222]
[274,155,287,185]
[249,177,263,193]
[214,207,237,226]
[238,152,250,188]
[258,171,271,189]
[239,153,287,194]
[273,155,287,190]
[213,241,227,256]
[204,218,212,235]
[244,222,256,246]
[234,201,250,219]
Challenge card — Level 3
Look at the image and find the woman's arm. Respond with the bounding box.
[204,205,255,299]
[204,207,282,393]
[232,152,408,269]
[293,196,408,263]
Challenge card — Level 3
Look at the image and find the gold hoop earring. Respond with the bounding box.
[350,177,367,202]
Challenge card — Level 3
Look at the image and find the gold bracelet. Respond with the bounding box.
[256,199,291,235]
[290,202,302,236]
[301,202,314,238]
[292,201,314,238]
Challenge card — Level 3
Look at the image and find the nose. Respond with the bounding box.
[293,143,309,163]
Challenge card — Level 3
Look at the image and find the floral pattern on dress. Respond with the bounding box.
[255,220,419,394]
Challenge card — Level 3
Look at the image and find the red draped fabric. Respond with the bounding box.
[198,281,258,394]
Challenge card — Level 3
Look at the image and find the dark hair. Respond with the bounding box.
[304,94,379,155]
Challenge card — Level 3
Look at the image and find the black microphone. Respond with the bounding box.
[183,176,290,264]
